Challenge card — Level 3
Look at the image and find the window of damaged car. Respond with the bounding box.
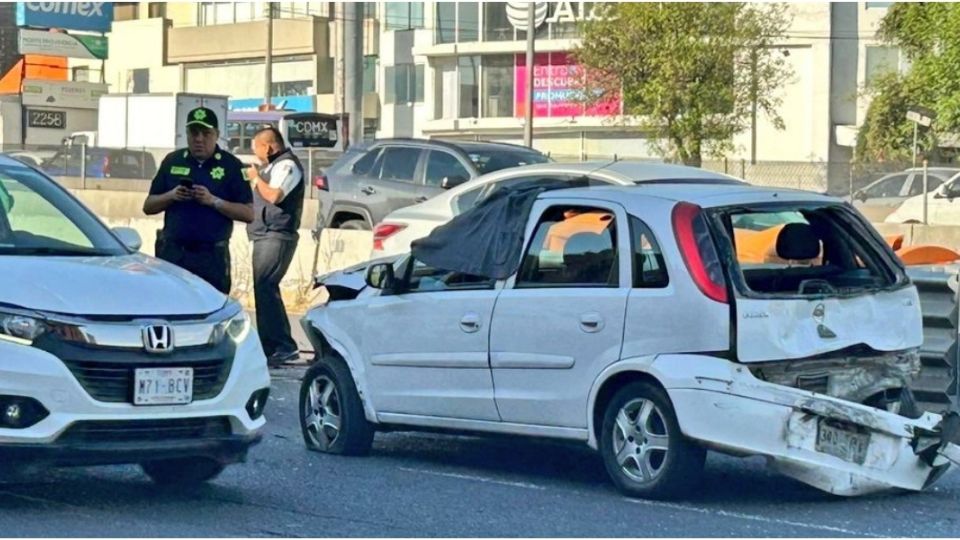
[395,257,496,293]
[516,205,619,288]
[716,204,904,298]
[629,216,668,288]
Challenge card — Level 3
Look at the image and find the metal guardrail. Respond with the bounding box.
[907,266,960,414]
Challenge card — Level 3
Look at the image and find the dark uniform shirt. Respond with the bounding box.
[149,146,252,244]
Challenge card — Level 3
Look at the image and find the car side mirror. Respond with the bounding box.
[937,185,958,200]
[854,190,867,202]
[441,175,468,190]
[112,227,142,251]
[365,263,395,290]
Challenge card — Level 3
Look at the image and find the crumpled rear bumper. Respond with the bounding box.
[655,355,960,496]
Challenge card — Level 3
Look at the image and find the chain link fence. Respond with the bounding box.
[4,142,955,203]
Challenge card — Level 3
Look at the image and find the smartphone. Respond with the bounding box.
[178,177,194,189]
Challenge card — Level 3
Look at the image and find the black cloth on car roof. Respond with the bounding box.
[411,176,590,280]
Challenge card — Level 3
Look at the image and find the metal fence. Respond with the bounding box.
[3,142,954,202]
[0,143,341,200]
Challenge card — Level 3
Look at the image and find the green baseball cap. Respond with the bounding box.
[186,106,218,130]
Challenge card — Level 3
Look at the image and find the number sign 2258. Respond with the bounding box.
[28,110,66,129]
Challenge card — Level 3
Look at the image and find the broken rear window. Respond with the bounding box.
[720,205,902,297]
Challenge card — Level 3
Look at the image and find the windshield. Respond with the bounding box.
[0,164,127,256]
[466,149,550,175]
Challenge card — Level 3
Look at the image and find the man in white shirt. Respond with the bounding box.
[246,127,305,367]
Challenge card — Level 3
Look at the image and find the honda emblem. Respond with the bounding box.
[142,325,174,354]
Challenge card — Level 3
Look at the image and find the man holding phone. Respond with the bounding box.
[143,106,254,294]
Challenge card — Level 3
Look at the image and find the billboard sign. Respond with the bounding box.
[18,28,108,59]
[16,2,113,33]
[21,79,108,109]
[514,52,620,118]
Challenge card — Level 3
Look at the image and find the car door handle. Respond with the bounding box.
[460,313,482,333]
[361,185,377,195]
[580,313,604,333]
[415,196,428,203]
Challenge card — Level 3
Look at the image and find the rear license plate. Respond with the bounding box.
[816,420,869,465]
[134,367,193,405]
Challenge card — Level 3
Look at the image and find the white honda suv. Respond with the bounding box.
[0,155,270,485]
[301,164,960,499]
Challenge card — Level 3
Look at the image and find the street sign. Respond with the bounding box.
[16,2,113,33]
[907,110,932,127]
[18,28,108,60]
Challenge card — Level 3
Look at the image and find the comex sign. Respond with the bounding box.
[505,2,609,32]
[16,2,113,33]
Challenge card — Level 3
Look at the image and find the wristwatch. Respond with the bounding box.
[213,197,224,210]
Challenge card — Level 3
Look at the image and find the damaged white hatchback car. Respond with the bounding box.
[300,166,960,499]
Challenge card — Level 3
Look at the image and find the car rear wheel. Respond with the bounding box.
[599,381,705,499]
[141,458,225,486]
[299,356,374,456]
[339,219,370,231]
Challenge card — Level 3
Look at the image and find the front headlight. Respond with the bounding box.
[223,311,251,343]
[0,310,47,345]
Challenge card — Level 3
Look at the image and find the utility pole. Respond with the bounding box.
[750,47,758,165]
[343,2,363,147]
[264,2,274,107]
[523,2,535,147]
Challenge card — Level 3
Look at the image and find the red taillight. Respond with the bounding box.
[101,155,111,177]
[671,202,728,304]
[373,223,407,251]
[313,175,328,191]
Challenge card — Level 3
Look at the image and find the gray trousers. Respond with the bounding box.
[252,236,298,358]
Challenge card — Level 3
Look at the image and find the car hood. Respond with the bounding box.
[0,253,226,316]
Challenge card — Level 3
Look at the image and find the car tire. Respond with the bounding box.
[339,219,370,231]
[299,356,374,456]
[141,458,225,486]
[599,381,705,500]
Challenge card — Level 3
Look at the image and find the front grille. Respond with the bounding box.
[63,358,231,403]
[57,417,232,444]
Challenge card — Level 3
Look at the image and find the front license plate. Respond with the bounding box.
[816,420,870,465]
[134,367,193,405]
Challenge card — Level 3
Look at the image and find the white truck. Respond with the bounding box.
[63,93,231,166]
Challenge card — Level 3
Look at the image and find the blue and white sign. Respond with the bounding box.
[16,2,113,33]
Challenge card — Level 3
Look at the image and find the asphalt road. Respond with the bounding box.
[1,366,960,538]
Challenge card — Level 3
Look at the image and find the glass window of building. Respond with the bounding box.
[483,2,515,42]
[385,2,424,31]
[436,3,457,44]
[386,64,424,104]
[482,55,514,118]
[459,2,479,42]
[866,46,901,87]
[458,56,480,118]
[363,56,379,94]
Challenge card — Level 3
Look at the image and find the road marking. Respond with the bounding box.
[624,497,880,537]
[398,467,546,490]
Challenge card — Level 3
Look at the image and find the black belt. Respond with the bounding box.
[172,239,228,252]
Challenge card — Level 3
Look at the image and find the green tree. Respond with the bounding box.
[856,2,960,163]
[574,2,792,166]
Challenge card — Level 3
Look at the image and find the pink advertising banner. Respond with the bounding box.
[514,52,620,118]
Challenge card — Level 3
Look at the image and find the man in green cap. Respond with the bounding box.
[142,106,254,294]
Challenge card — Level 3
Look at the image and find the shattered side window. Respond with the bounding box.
[401,258,495,293]
[726,207,897,296]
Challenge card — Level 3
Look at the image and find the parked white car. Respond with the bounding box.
[0,155,270,485]
[301,164,960,499]
[886,171,960,225]
[851,167,958,223]
[371,161,745,258]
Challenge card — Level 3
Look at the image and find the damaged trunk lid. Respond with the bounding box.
[710,202,922,363]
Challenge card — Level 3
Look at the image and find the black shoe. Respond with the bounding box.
[268,350,300,367]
